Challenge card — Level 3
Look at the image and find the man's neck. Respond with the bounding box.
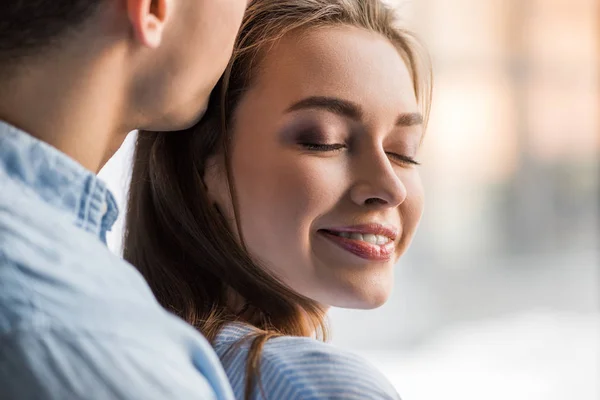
[0,47,131,173]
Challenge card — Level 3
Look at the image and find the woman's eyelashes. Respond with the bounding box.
[299,142,346,152]
[292,125,420,166]
[299,142,420,166]
[386,152,421,166]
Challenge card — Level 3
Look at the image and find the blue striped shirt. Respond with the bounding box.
[214,323,401,400]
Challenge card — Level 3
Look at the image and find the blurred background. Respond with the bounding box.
[100,0,599,399]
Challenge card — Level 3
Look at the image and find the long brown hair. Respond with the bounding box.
[124,0,431,397]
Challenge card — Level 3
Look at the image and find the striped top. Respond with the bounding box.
[214,323,401,400]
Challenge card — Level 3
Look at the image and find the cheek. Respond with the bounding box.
[181,2,244,79]
[232,152,345,263]
[398,171,425,243]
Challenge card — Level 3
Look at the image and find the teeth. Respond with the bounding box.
[363,234,377,244]
[332,231,391,245]
[350,233,363,241]
[376,235,389,245]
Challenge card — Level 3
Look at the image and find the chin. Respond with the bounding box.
[311,264,395,310]
[176,99,209,130]
[326,284,392,310]
[347,291,390,310]
[145,98,209,132]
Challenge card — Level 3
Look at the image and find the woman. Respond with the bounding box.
[124,0,431,398]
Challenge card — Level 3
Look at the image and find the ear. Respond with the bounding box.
[127,0,170,48]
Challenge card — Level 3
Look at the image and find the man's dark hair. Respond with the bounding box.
[0,1,103,65]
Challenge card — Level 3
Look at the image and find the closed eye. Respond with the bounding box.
[387,152,421,166]
[299,143,346,152]
[299,143,420,166]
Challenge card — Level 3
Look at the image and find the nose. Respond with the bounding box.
[349,148,408,208]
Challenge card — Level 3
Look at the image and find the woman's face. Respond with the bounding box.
[206,26,424,309]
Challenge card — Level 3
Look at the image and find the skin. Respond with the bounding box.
[205,26,425,310]
[0,0,248,172]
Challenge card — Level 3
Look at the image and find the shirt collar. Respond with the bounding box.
[0,120,119,243]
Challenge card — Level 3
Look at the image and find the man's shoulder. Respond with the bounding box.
[0,177,155,336]
[0,177,112,284]
[0,173,75,254]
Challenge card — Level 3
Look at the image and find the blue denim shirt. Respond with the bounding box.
[0,121,235,400]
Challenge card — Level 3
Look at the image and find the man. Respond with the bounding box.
[0,1,248,398]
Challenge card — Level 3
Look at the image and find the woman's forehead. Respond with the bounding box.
[242,26,419,122]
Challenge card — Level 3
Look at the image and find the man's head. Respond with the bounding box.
[0,0,248,131]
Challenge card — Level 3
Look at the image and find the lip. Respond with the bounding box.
[318,223,399,262]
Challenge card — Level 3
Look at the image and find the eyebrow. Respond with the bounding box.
[285,96,423,127]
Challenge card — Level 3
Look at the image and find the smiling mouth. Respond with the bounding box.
[324,231,393,245]
[318,225,398,261]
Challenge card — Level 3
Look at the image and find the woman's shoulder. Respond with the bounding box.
[214,323,400,400]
